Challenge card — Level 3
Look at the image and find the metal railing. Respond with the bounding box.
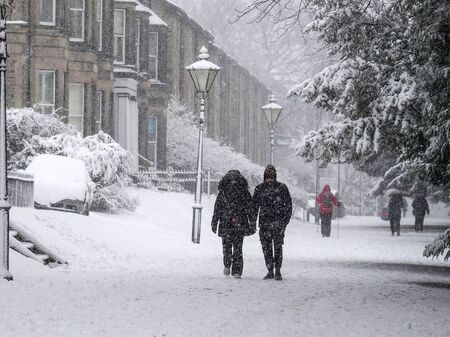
[136,168,222,195]
[7,172,34,207]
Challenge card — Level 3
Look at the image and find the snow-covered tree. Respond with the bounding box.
[7,108,138,212]
[241,0,449,201]
[166,97,264,187]
[424,229,450,261]
[241,0,449,255]
[166,97,303,195]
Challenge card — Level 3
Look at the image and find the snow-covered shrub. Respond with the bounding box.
[7,108,77,169]
[423,229,450,261]
[167,97,264,187]
[166,97,301,193]
[7,108,138,212]
[91,183,138,213]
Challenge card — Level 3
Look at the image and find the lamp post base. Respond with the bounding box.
[1,266,12,281]
[192,204,203,244]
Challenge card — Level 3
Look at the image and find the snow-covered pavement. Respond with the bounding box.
[1,189,449,337]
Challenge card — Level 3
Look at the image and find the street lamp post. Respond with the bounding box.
[0,0,13,281]
[186,46,220,244]
[261,95,283,165]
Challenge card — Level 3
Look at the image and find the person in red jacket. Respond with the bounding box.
[316,185,339,237]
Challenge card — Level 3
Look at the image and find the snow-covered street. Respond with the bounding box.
[1,189,449,337]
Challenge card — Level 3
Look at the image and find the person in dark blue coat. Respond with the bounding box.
[211,170,256,278]
[253,165,292,281]
[412,193,430,231]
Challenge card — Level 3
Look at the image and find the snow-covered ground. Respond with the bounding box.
[1,188,450,337]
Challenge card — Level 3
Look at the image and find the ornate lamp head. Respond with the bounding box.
[186,46,221,96]
[262,95,283,128]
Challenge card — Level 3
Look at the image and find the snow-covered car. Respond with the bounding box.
[25,154,94,215]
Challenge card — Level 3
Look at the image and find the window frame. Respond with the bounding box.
[148,32,159,81]
[95,90,103,133]
[69,83,85,135]
[114,9,126,64]
[39,0,56,26]
[135,18,141,71]
[69,0,85,42]
[147,116,158,168]
[96,0,103,51]
[37,70,55,114]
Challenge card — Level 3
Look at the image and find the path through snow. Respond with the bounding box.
[1,189,449,337]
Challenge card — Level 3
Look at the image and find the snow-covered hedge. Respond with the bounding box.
[7,108,138,212]
[423,229,450,261]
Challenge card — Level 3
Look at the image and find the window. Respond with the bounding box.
[69,83,84,134]
[38,70,55,114]
[147,116,157,168]
[40,0,55,25]
[94,91,103,133]
[114,9,126,63]
[148,32,158,80]
[135,19,140,71]
[70,0,85,42]
[96,0,103,51]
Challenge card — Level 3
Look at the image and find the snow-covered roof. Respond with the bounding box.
[113,66,139,74]
[114,0,141,4]
[6,20,28,25]
[114,0,168,26]
[148,8,168,26]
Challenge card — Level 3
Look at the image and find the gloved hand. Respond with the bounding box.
[212,224,217,234]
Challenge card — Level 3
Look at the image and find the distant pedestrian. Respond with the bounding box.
[412,194,430,232]
[253,165,292,281]
[316,185,339,237]
[211,170,256,279]
[388,191,407,236]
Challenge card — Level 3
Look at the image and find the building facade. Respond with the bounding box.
[7,0,270,172]
[150,0,271,165]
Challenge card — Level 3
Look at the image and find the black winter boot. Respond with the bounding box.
[274,269,282,281]
[263,269,274,280]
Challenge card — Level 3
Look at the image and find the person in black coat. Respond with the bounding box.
[211,170,256,278]
[253,165,292,281]
[412,194,430,232]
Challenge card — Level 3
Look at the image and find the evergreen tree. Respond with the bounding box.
[241,0,450,201]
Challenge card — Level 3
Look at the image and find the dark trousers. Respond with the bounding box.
[320,213,332,237]
[260,229,284,271]
[414,213,425,231]
[390,215,401,234]
[222,235,244,275]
